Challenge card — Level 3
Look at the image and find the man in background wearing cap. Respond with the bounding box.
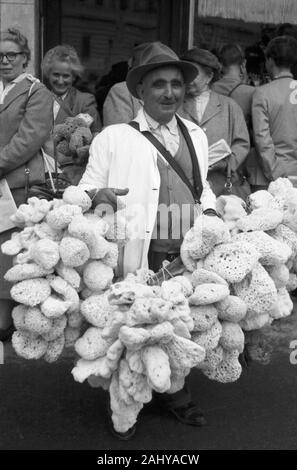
[79,41,217,439]
[102,43,148,126]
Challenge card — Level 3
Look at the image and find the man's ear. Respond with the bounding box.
[207,71,214,86]
[239,63,246,79]
[136,82,144,100]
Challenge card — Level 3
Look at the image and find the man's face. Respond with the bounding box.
[137,66,185,124]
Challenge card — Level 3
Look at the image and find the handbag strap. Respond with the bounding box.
[225,157,233,194]
[227,83,243,97]
[128,119,202,203]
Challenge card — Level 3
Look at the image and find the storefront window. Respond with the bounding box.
[194,1,297,85]
[54,0,161,90]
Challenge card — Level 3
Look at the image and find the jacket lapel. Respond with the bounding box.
[54,87,76,123]
[199,92,221,126]
[0,78,30,113]
[182,98,199,125]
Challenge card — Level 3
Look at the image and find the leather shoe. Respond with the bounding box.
[169,402,207,426]
[0,324,15,342]
[239,346,252,369]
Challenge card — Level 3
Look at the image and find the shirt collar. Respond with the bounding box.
[11,72,28,85]
[144,110,178,135]
[54,91,68,101]
[0,72,27,89]
[273,71,293,80]
[194,90,210,101]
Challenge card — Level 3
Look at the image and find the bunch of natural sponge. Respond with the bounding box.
[72,273,206,434]
[53,113,94,165]
[179,177,297,373]
[1,185,131,362]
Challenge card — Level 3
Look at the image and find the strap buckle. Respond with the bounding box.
[224,178,232,194]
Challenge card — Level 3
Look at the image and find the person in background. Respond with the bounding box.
[252,35,297,188]
[79,41,217,440]
[212,44,261,191]
[42,44,101,133]
[275,23,297,79]
[213,44,254,127]
[102,43,150,126]
[0,28,53,340]
[179,47,250,197]
[42,45,101,184]
[95,61,129,122]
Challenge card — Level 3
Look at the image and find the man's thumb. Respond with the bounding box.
[114,188,129,196]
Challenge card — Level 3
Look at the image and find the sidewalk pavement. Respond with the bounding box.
[1,309,297,450]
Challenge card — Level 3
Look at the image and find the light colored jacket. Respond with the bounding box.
[179,91,250,195]
[212,77,261,187]
[212,77,254,126]
[103,81,142,126]
[79,107,216,275]
[180,91,250,172]
[0,76,53,192]
[252,76,297,182]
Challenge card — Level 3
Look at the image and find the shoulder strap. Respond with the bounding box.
[128,120,201,203]
[175,115,203,203]
[227,83,242,97]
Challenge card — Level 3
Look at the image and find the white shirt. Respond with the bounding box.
[194,90,210,123]
[144,110,180,157]
[0,72,27,104]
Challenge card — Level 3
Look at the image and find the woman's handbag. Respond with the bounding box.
[26,143,71,201]
[209,154,251,201]
[223,157,251,201]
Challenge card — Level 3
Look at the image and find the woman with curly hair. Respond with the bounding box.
[0,28,53,339]
[42,44,101,133]
[42,45,101,184]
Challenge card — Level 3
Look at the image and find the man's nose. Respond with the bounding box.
[57,76,64,84]
[164,84,174,98]
[1,55,9,64]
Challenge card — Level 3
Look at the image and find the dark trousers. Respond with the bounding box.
[149,248,192,409]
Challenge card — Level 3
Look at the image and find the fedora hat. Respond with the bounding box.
[181,48,220,71]
[126,41,198,98]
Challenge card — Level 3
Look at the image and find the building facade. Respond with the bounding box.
[0,0,193,83]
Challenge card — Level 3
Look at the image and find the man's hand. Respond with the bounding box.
[91,187,129,213]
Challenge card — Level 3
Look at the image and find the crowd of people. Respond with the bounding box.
[1,26,297,440]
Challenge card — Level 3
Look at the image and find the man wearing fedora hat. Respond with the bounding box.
[79,41,217,439]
